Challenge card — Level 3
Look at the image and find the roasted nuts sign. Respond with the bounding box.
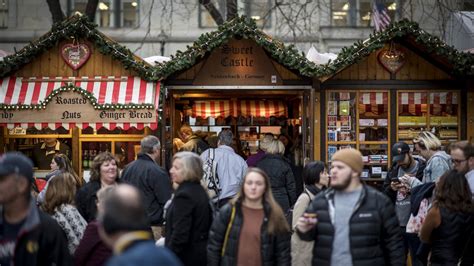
[194,38,282,85]
[0,90,156,124]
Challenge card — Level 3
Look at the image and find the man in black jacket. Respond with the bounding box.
[296,149,404,266]
[121,136,172,240]
[383,142,426,266]
[0,152,72,266]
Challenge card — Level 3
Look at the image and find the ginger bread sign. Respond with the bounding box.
[193,38,283,86]
[0,90,156,124]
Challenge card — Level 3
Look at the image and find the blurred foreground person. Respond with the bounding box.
[419,170,474,265]
[99,184,181,266]
[207,168,291,266]
[0,152,72,265]
[296,149,405,266]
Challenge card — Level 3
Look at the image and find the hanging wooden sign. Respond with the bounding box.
[193,39,283,86]
[61,43,91,70]
[377,47,406,74]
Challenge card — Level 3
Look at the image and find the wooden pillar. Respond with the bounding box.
[72,127,80,175]
[0,127,5,154]
[313,90,321,161]
[467,92,474,142]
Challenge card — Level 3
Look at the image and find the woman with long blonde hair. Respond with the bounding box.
[207,167,290,266]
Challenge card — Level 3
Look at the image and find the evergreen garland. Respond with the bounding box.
[0,14,156,81]
[156,16,317,78]
[316,19,474,77]
[157,16,474,79]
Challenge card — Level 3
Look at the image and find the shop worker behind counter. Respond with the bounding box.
[121,135,172,241]
[0,152,72,266]
[32,129,71,170]
[296,149,405,266]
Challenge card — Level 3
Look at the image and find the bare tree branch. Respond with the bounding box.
[46,0,65,23]
[226,0,238,21]
[199,0,225,25]
[85,0,99,22]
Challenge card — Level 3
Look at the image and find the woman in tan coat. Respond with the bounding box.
[291,161,329,266]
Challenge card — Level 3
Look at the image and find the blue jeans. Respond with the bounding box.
[401,227,425,266]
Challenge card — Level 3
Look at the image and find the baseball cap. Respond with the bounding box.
[0,152,34,183]
[392,142,410,163]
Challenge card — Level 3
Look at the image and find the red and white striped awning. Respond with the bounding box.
[0,76,159,130]
[192,100,287,118]
[358,92,388,115]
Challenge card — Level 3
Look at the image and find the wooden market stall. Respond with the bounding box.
[318,19,474,187]
[158,17,319,168]
[0,15,161,180]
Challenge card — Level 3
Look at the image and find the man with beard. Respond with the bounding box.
[383,142,425,266]
[296,149,404,266]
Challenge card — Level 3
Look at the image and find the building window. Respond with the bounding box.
[463,0,474,11]
[97,1,114,27]
[0,0,8,28]
[331,0,398,27]
[121,0,138,27]
[199,0,271,28]
[68,0,138,28]
[245,0,272,28]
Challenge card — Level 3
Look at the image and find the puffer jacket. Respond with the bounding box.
[256,154,296,213]
[297,185,405,266]
[207,201,291,266]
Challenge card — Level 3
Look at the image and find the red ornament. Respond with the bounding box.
[61,43,91,70]
[377,47,406,74]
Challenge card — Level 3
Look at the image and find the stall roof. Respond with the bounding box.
[0,14,156,81]
[157,16,319,79]
[319,19,474,79]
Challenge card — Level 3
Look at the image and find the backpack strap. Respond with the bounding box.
[221,204,236,257]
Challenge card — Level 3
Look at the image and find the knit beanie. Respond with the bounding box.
[331,149,364,174]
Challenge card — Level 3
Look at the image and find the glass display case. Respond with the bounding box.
[326,90,390,180]
[397,91,459,150]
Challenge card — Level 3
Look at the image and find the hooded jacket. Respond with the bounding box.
[0,199,72,265]
[297,185,405,266]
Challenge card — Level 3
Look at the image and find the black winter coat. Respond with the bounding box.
[165,181,212,266]
[207,201,291,266]
[121,153,172,225]
[0,200,72,266]
[297,185,405,266]
[383,157,426,203]
[76,179,101,222]
[256,154,296,213]
[429,207,474,265]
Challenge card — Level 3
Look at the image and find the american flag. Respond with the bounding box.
[372,1,391,31]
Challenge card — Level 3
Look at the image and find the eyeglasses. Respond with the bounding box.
[452,159,467,165]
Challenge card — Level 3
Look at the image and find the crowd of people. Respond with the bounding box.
[0,129,473,266]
